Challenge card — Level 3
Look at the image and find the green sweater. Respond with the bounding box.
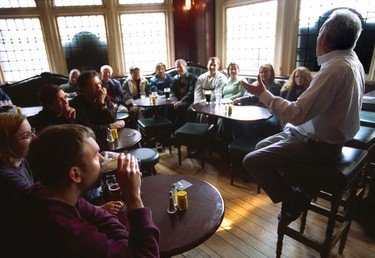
[222,77,246,100]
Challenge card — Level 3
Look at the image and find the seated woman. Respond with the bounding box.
[280,66,312,101]
[0,113,35,206]
[222,62,246,101]
[256,67,313,149]
[235,64,282,138]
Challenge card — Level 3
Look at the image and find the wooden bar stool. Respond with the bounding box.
[276,147,368,258]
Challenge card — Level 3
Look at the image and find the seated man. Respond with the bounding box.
[100,65,124,105]
[194,56,227,104]
[70,70,125,136]
[149,62,172,96]
[59,69,81,97]
[122,65,150,129]
[170,59,197,131]
[0,87,13,112]
[0,124,160,257]
[31,84,76,134]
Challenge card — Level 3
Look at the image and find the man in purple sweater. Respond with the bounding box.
[0,124,160,257]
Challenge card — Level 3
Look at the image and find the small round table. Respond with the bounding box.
[96,128,141,152]
[139,174,224,257]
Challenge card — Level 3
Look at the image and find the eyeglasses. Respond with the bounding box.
[16,129,36,141]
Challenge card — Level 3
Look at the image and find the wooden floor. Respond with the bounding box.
[154,147,375,258]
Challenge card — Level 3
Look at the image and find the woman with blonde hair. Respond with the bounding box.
[0,113,35,205]
[281,66,313,101]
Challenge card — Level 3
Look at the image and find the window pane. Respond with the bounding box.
[0,18,49,82]
[298,0,375,72]
[225,1,277,74]
[0,0,36,8]
[119,0,164,4]
[57,15,108,72]
[54,0,102,6]
[120,12,167,74]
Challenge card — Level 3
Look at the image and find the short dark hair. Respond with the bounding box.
[39,84,61,108]
[77,70,99,91]
[29,124,95,187]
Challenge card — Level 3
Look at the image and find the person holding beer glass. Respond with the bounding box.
[1,124,160,257]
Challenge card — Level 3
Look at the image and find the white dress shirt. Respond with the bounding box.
[260,49,365,144]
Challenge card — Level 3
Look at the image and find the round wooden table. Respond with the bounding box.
[97,128,141,152]
[139,174,224,257]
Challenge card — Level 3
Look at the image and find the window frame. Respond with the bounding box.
[217,0,374,80]
[0,0,174,83]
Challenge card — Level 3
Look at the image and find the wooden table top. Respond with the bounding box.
[96,128,141,152]
[192,102,272,121]
[133,96,177,107]
[140,174,224,257]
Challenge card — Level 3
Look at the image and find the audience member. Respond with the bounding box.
[0,87,11,101]
[170,59,197,131]
[235,63,281,105]
[235,64,283,138]
[280,66,313,101]
[71,70,125,136]
[149,62,172,96]
[100,65,124,105]
[60,69,81,97]
[0,124,160,257]
[0,88,13,112]
[122,65,150,129]
[31,84,76,134]
[194,57,227,104]
[0,113,34,206]
[222,62,246,100]
[242,9,364,223]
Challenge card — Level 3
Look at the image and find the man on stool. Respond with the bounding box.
[241,9,364,223]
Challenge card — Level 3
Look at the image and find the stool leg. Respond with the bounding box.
[276,221,286,258]
[230,162,234,185]
[178,144,182,166]
[322,194,341,257]
[300,209,308,233]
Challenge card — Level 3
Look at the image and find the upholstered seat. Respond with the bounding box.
[175,122,215,169]
[137,116,172,149]
[228,136,263,190]
[276,147,368,258]
[345,125,375,196]
[360,110,375,128]
[126,148,160,176]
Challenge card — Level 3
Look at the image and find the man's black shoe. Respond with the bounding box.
[278,186,312,224]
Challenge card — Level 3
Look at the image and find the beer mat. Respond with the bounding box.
[174,180,192,191]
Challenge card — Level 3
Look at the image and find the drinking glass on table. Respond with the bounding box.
[164,87,171,100]
[204,89,212,104]
[140,91,146,100]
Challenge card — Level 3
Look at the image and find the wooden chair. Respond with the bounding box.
[175,122,215,169]
[276,147,368,258]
